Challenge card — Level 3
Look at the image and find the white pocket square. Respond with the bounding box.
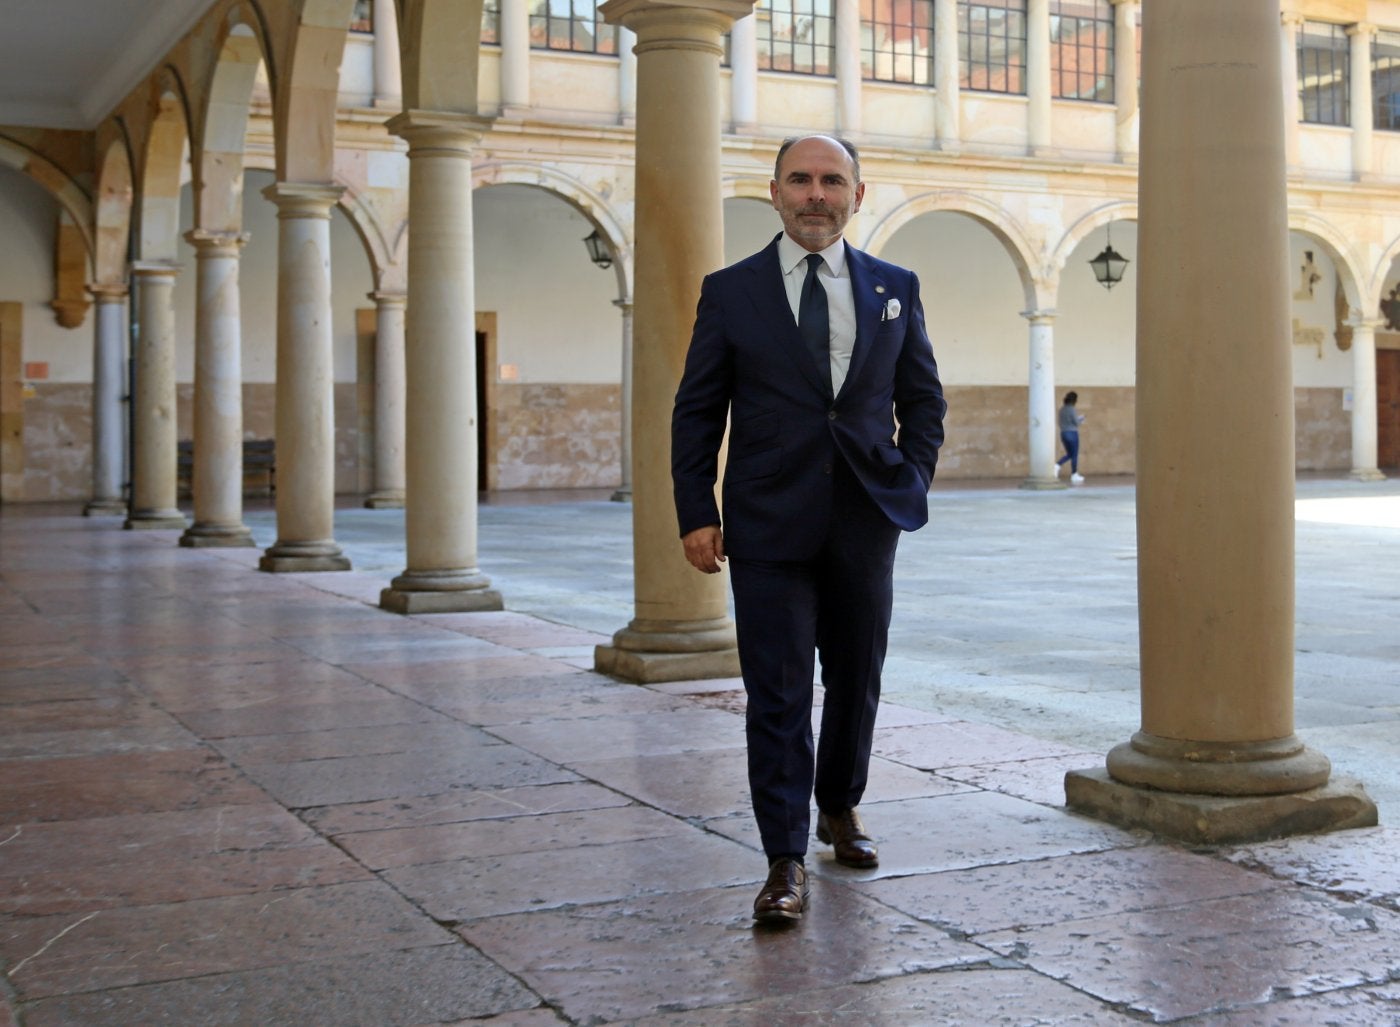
[882,298,901,321]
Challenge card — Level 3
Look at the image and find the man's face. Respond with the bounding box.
[770,137,866,253]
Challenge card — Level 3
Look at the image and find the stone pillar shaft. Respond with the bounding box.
[730,13,758,131]
[595,0,750,681]
[1349,318,1385,481]
[612,298,634,502]
[1027,0,1052,154]
[501,0,530,114]
[620,27,638,125]
[1111,0,1139,161]
[259,183,350,572]
[380,112,502,613]
[126,264,185,530]
[1066,0,1376,845]
[1281,13,1303,168]
[373,0,403,108]
[933,0,960,148]
[835,0,862,134]
[181,231,254,548]
[1020,310,1061,490]
[366,292,407,508]
[86,285,128,515]
[1349,23,1375,180]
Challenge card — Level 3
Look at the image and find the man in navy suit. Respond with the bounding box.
[672,135,946,924]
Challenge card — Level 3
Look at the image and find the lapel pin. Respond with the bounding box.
[874,285,885,294]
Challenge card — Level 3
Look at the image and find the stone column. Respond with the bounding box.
[1348,317,1386,481]
[85,284,128,515]
[1349,23,1376,181]
[595,0,751,682]
[611,298,634,502]
[501,0,530,116]
[373,0,403,109]
[933,0,960,150]
[1020,309,1062,490]
[1027,0,1052,154]
[730,12,758,132]
[1281,12,1303,169]
[365,291,407,508]
[620,27,638,126]
[125,263,186,530]
[835,0,862,134]
[1110,0,1139,162]
[380,112,502,613]
[258,183,351,572]
[181,230,254,548]
[1065,0,1375,844]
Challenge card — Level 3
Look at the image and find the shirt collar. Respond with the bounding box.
[778,232,848,278]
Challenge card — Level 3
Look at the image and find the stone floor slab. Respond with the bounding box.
[1224,825,1400,909]
[1188,981,1400,1025]
[299,781,632,835]
[210,719,499,765]
[940,751,1107,807]
[875,720,1089,771]
[490,708,746,764]
[179,695,447,740]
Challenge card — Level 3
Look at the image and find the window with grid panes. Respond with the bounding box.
[482,0,501,44]
[1298,21,1349,125]
[1050,0,1112,101]
[757,0,835,75]
[1374,30,1400,130]
[529,0,617,54]
[862,0,934,85]
[350,0,373,32]
[959,0,1025,94]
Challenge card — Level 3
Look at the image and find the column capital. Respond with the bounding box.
[87,282,129,302]
[261,182,344,218]
[1280,11,1305,28]
[1346,21,1377,39]
[130,261,181,279]
[601,0,755,51]
[1020,308,1058,324]
[1345,316,1386,332]
[369,290,408,307]
[183,229,250,255]
[386,110,493,153]
[1107,0,1137,7]
[612,297,635,312]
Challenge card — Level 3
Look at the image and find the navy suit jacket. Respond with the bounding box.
[672,234,946,562]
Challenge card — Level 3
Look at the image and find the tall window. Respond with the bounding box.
[482,0,501,45]
[1375,30,1400,130]
[530,0,617,54]
[758,0,835,75]
[960,0,1026,94]
[350,0,373,33]
[1049,0,1112,101]
[862,0,934,85]
[1298,21,1349,125]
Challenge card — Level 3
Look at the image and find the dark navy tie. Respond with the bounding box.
[799,253,830,390]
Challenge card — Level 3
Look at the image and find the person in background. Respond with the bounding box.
[1057,390,1085,484]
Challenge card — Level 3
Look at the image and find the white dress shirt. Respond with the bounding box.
[777,232,857,395]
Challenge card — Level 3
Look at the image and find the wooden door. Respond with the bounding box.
[1380,349,1400,469]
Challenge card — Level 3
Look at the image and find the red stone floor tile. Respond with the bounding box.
[105,640,310,673]
[17,944,540,1027]
[940,751,1111,807]
[0,804,370,916]
[1224,825,1400,909]
[628,966,1139,1025]
[428,610,611,650]
[490,707,747,764]
[210,718,498,765]
[865,844,1282,937]
[0,749,269,823]
[977,889,1400,1022]
[125,658,393,713]
[0,665,130,703]
[236,740,579,808]
[387,671,690,726]
[179,694,448,740]
[286,632,504,666]
[705,791,1135,878]
[0,880,450,1001]
[0,615,76,645]
[388,831,761,922]
[0,696,181,735]
[300,780,632,835]
[335,804,689,870]
[0,643,104,672]
[875,719,1088,770]
[1189,981,1400,1025]
[346,653,579,689]
[459,879,986,1024]
[415,1009,567,1027]
[0,723,202,759]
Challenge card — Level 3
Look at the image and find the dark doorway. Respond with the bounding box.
[476,330,488,491]
[1379,349,1400,469]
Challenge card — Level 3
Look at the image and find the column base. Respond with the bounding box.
[610,486,632,503]
[1349,467,1388,482]
[124,510,188,530]
[1064,767,1377,845]
[1107,731,1331,795]
[364,491,405,509]
[1019,474,1067,491]
[259,540,351,573]
[594,616,740,684]
[379,568,503,614]
[180,523,255,548]
[84,498,127,516]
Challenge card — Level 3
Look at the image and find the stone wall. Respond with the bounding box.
[488,383,622,491]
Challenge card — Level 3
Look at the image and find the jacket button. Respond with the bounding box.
[828,411,837,421]
[823,463,833,475]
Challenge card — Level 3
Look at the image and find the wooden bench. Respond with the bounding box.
[177,439,276,497]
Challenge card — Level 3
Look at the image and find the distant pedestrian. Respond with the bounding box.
[1056,391,1085,484]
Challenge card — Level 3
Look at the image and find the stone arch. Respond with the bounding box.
[195,5,276,232]
[399,0,485,113]
[0,134,96,263]
[1051,200,1139,290]
[473,161,632,299]
[277,0,357,181]
[93,136,136,286]
[137,72,194,262]
[862,191,1040,310]
[336,181,400,290]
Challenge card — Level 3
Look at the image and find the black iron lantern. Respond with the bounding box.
[1088,221,1129,290]
[583,229,613,270]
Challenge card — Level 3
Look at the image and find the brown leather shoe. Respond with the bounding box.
[816,808,879,868]
[753,858,809,924]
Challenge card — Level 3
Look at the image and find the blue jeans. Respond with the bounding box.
[1057,430,1079,472]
